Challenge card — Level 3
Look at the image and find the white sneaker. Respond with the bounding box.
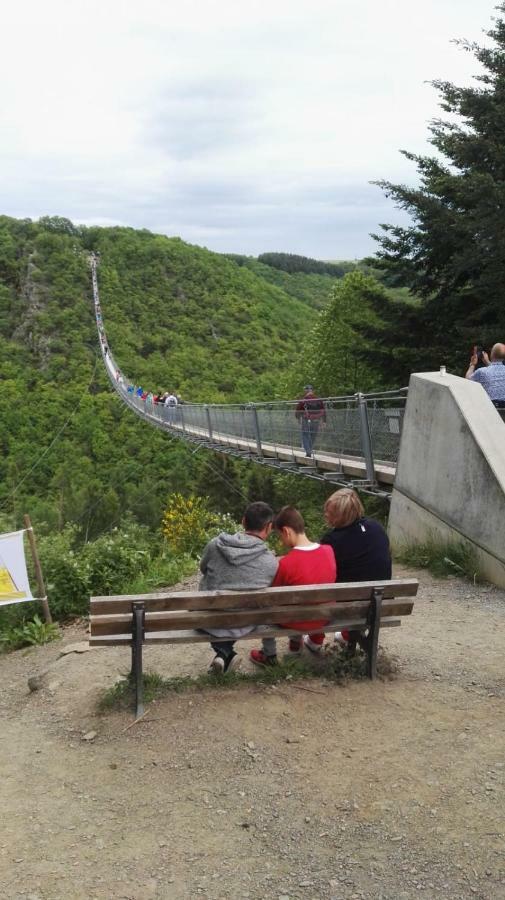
[334,631,348,648]
[208,652,241,675]
[208,654,225,675]
[303,635,323,654]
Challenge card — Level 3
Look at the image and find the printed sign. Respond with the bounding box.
[0,530,34,606]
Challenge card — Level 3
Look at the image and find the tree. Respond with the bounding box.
[366,4,505,381]
[291,271,385,396]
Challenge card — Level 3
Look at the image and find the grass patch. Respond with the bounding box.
[396,537,482,582]
[98,648,396,713]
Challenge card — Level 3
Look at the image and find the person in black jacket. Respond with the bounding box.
[320,487,391,646]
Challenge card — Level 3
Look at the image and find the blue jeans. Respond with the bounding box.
[301,420,319,456]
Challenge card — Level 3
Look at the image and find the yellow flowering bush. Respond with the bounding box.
[161,493,236,556]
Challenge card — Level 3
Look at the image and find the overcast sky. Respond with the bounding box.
[0,0,497,258]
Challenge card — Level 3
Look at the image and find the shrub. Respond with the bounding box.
[161,493,237,556]
[0,614,60,651]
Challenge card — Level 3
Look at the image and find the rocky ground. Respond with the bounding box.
[0,565,504,900]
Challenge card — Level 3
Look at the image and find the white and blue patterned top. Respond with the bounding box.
[471,361,505,403]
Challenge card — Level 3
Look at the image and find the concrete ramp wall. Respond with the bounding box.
[388,371,505,587]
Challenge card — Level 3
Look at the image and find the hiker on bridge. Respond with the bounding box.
[164,391,178,423]
[466,342,505,408]
[295,385,326,457]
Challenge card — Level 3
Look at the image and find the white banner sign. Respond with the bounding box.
[0,530,34,607]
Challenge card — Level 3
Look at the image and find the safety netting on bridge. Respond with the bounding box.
[91,255,407,492]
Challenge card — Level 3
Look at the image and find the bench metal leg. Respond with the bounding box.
[131,603,145,718]
[366,588,383,680]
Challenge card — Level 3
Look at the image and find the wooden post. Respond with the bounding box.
[23,515,52,624]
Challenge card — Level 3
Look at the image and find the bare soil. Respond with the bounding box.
[0,565,504,900]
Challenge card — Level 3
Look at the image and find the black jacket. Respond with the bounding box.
[320,517,391,583]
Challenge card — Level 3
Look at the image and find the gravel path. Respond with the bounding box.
[0,566,504,900]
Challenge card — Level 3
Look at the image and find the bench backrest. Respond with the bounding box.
[89,579,418,645]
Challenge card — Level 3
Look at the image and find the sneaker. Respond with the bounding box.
[208,651,240,675]
[303,635,323,654]
[208,654,225,675]
[334,631,349,648]
[250,649,278,667]
[224,652,241,673]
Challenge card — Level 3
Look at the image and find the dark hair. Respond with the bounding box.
[274,506,305,534]
[243,501,274,532]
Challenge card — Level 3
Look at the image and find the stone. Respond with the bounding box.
[82,731,97,742]
[59,641,92,656]
[28,671,49,692]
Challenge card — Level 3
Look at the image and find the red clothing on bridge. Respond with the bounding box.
[295,392,326,421]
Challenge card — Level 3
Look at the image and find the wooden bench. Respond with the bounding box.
[90,579,418,717]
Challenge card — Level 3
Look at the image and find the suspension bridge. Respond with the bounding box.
[90,255,406,498]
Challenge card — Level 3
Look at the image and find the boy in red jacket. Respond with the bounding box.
[250,506,336,666]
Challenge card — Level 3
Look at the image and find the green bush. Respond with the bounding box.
[38,526,89,618]
[0,614,60,652]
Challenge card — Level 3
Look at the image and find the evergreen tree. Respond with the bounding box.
[366,4,505,381]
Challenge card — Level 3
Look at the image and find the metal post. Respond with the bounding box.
[179,404,186,433]
[205,405,213,440]
[366,588,383,680]
[23,515,52,624]
[131,602,145,719]
[249,404,263,457]
[357,393,376,483]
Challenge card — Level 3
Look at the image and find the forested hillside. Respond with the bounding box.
[0,215,339,538]
[224,254,343,310]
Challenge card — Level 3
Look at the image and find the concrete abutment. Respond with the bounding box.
[388,371,505,588]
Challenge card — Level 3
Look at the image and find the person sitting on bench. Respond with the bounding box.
[199,501,278,674]
[250,506,336,666]
[320,488,391,648]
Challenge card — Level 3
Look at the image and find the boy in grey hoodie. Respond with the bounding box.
[199,502,278,674]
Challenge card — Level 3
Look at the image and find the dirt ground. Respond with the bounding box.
[0,565,504,900]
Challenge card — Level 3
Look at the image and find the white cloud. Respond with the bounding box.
[0,0,497,256]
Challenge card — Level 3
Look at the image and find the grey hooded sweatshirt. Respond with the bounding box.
[199,531,278,638]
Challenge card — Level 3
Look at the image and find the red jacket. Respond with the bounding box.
[295,392,326,421]
[273,544,336,631]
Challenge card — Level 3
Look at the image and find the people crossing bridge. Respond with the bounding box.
[90,254,406,498]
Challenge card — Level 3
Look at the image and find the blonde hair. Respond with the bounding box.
[324,488,364,528]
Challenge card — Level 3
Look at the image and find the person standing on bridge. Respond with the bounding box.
[465,342,505,408]
[295,385,326,457]
[164,391,178,423]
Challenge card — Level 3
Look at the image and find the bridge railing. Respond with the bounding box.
[92,255,407,478]
[104,350,406,468]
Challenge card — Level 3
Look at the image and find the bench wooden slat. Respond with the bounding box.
[90,579,418,615]
[90,598,414,637]
[89,617,403,646]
